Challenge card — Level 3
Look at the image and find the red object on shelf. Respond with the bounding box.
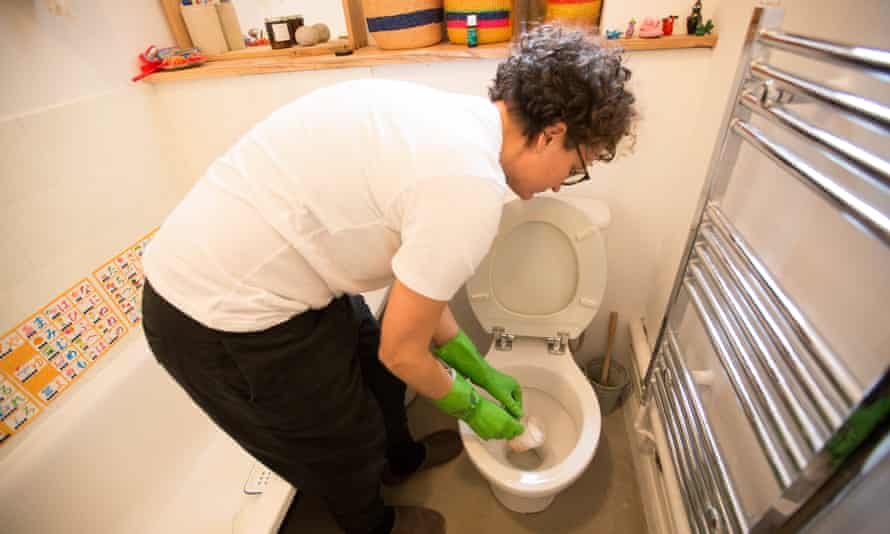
[132,46,162,82]
[131,45,206,82]
[662,16,677,36]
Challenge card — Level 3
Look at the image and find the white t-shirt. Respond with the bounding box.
[143,79,507,332]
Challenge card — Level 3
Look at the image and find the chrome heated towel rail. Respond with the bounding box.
[641,7,889,533]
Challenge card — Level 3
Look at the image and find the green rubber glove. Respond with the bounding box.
[431,370,525,440]
[434,330,524,419]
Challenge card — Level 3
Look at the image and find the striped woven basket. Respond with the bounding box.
[445,1,512,45]
[363,0,444,50]
[545,0,602,28]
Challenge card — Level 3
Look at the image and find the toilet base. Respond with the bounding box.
[490,483,556,513]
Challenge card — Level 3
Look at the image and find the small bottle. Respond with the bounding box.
[467,14,478,48]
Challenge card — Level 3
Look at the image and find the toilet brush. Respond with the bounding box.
[506,416,546,470]
[507,415,546,453]
[600,312,618,386]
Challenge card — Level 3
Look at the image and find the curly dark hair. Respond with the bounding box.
[489,24,636,160]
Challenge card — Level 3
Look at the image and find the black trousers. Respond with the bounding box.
[141,280,411,534]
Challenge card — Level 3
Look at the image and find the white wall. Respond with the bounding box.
[0,1,181,332]
[0,1,173,119]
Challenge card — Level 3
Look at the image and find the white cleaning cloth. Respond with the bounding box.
[507,416,546,453]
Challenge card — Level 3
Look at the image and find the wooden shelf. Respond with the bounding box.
[143,34,718,84]
[610,33,718,51]
[205,39,352,61]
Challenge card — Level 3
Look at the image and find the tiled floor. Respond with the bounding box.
[279,397,648,533]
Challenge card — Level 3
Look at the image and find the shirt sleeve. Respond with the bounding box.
[391,176,505,302]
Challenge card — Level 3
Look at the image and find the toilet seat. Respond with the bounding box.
[459,338,601,498]
[466,197,608,340]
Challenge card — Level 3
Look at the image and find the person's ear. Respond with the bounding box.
[535,131,549,153]
[543,122,568,143]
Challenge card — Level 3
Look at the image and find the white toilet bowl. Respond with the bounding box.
[460,195,611,513]
[459,337,601,513]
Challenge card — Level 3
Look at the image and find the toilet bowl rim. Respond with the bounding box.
[460,355,601,496]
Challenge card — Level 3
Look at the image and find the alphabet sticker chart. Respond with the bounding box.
[0,279,128,440]
[94,231,154,326]
[0,229,155,447]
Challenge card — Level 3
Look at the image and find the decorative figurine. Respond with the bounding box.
[638,17,663,38]
[625,18,636,38]
[695,19,715,35]
[605,29,623,40]
[662,15,677,36]
[687,0,702,35]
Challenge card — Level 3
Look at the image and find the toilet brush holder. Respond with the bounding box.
[586,358,629,415]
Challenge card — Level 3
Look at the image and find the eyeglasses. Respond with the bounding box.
[562,145,614,186]
[562,145,592,187]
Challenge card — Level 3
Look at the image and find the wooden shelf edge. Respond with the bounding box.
[614,33,718,51]
[144,34,718,84]
[206,39,352,61]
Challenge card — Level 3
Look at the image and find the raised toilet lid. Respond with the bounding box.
[466,196,609,340]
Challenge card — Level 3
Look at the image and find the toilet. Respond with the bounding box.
[461,195,609,513]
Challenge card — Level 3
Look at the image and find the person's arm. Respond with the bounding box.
[379,279,453,400]
[380,175,522,439]
[379,279,524,440]
[432,305,460,347]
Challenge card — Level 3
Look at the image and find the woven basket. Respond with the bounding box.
[363,0,444,50]
[445,0,513,45]
[545,0,602,28]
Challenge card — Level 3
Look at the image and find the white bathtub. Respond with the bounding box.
[0,288,390,533]
[0,333,295,534]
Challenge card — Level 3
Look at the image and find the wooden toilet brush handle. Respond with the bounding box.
[600,312,618,385]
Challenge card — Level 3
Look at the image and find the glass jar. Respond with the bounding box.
[265,16,292,49]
